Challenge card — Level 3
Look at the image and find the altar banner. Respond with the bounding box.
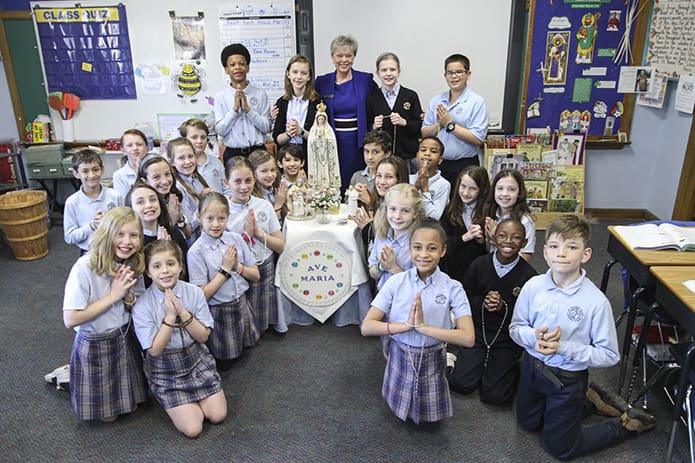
[276,240,356,322]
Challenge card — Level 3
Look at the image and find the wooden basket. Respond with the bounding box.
[0,190,49,261]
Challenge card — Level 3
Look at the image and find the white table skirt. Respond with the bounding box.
[274,205,371,329]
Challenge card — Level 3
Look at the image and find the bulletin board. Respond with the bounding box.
[29,0,295,141]
[644,0,695,78]
[520,0,644,139]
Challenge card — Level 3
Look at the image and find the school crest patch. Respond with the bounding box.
[403,102,411,110]
[567,306,584,322]
[257,211,268,223]
[435,294,447,305]
[250,96,259,107]
[513,286,522,297]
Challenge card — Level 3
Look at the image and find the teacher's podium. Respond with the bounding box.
[274,205,372,331]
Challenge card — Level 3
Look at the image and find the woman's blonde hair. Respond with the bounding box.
[373,184,424,239]
[89,207,145,276]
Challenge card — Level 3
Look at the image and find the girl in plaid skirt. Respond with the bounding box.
[133,240,227,438]
[188,192,261,370]
[62,207,148,422]
[362,219,474,424]
[225,156,285,333]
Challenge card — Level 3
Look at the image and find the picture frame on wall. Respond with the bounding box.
[552,131,586,166]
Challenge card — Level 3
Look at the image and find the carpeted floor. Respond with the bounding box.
[0,219,692,462]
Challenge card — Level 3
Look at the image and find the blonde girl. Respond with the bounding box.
[249,149,288,220]
[179,118,228,195]
[441,166,490,283]
[62,207,148,422]
[368,183,424,290]
[225,156,285,333]
[484,168,535,261]
[133,240,227,438]
[113,128,148,197]
[187,192,261,369]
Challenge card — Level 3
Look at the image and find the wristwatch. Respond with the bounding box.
[445,122,456,133]
[218,268,232,279]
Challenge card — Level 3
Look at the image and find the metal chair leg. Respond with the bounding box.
[618,286,647,395]
[667,344,695,463]
[600,259,616,293]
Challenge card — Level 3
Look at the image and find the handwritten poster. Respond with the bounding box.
[218,1,296,103]
[645,0,695,78]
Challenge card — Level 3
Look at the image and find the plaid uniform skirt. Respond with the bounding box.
[144,342,222,410]
[382,339,452,424]
[246,256,277,331]
[69,323,148,420]
[207,294,260,360]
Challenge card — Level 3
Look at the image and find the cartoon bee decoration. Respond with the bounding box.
[171,63,207,103]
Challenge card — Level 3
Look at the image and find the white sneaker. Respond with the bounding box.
[44,364,70,390]
[446,352,457,369]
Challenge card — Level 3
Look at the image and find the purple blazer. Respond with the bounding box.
[314,69,378,148]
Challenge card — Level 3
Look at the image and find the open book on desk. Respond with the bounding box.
[614,224,695,251]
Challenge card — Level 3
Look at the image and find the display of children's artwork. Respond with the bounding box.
[135,63,169,95]
[575,12,601,64]
[552,131,586,165]
[545,32,569,85]
[522,0,636,137]
[171,63,207,102]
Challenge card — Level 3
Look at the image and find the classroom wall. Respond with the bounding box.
[585,87,691,219]
[0,59,19,140]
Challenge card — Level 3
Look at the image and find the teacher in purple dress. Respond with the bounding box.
[315,35,378,192]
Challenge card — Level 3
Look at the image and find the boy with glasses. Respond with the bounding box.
[421,54,488,186]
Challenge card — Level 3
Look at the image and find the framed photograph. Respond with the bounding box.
[552,131,586,166]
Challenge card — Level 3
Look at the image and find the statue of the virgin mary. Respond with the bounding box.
[307,102,341,189]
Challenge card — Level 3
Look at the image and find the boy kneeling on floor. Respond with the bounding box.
[509,214,655,461]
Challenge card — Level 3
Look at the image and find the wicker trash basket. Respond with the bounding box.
[0,190,49,261]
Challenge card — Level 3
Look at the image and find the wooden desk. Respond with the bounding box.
[650,266,695,462]
[604,226,695,288]
[602,226,695,396]
[651,267,695,335]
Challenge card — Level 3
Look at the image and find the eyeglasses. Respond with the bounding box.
[445,70,469,77]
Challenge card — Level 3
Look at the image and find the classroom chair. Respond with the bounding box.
[621,298,681,409]
[665,342,695,463]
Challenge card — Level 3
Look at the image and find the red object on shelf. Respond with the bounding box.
[0,142,17,185]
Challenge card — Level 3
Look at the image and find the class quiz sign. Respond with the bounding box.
[35,8,120,22]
